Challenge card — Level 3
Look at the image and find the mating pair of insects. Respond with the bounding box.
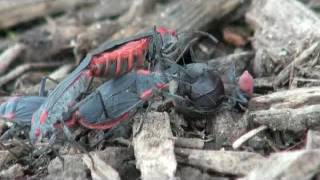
[0,26,254,145]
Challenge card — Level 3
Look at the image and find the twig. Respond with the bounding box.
[83,153,121,180]
[0,61,65,87]
[174,137,204,149]
[243,149,320,180]
[175,148,265,176]
[249,87,320,110]
[0,0,92,30]
[118,0,157,24]
[264,138,281,152]
[253,77,274,90]
[289,54,296,89]
[273,42,320,87]
[248,104,320,132]
[48,63,74,80]
[0,43,26,75]
[232,125,268,149]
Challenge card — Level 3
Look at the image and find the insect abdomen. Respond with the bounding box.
[89,38,149,79]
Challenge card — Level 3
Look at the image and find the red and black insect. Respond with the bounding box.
[26,69,170,142]
[0,96,45,126]
[28,67,223,142]
[67,69,169,130]
[30,27,179,143]
[173,63,254,117]
[0,96,45,140]
[0,63,253,144]
[29,25,254,143]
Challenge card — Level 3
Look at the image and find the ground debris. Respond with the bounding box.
[177,166,228,180]
[45,147,138,180]
[242,150,320,180]
[83,154,121,180]
[246,0,320,77]
[249,87,320,110]
[133,112,177,180]
[174,137,204,149]
[205,110,248,149]
[175,148,265,176]
[305,129,320,149]
[0,163,24,179]
[0,0,320,179]
[0,150,14,168]
[46,154,89,180]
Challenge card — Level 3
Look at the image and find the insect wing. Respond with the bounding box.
[15,96,46,125]
[0,96,45,126]
[78,72,139,124]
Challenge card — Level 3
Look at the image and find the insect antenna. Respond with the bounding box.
[176,30,218,64]
[39,76,60,96]
[133,97,155,137]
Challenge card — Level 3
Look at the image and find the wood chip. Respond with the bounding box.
[175,148,265,176]
[243,150,320,180]
[174,137,204,149]
[249,87,320,110]
[0,164,24,179]
[246,0,320,77]
[133,112,177,180]
[83,154,121,180]
[0,0,92,30]
[112,0,244,39]
[0,43,26,75]
[273,42,320,87]
[0,61,65,87]
[233,125,268,149]
[248,104,320,132]
[306,130,320,149]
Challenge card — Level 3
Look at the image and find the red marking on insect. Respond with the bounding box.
[90,38,149,77]
[116,53,122,76]
[53,113,78,128]
[140,89,153,100]
[156,27,176,36]
[238,70,254,97]
[35,128,41,137]
[39,110,49,125]
[79,112,129,130]
[137,69,151,75]
[3,112,15,120]
[156,83,168,89]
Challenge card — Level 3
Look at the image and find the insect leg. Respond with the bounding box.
[60,119,95,169]
[39,76,59,96]
[78,76,94,100]
[97,91,108,118]
[133,98,155,137]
